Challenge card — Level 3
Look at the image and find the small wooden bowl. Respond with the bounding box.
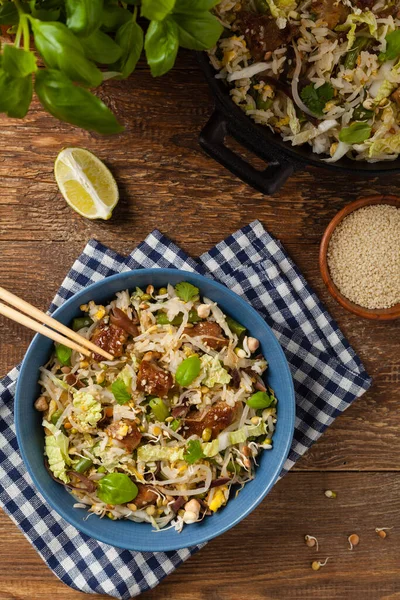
[319,195,400,321]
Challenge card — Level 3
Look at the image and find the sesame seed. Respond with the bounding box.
[327,205,400,309]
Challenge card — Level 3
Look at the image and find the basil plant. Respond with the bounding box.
[0,0,223,133]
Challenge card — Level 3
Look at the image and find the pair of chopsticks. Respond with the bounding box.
[0,287,113,361]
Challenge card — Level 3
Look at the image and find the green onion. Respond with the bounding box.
[344,37,370,70]
[256,96,273,111]
[226,316,246,337]
[156,309,201,326]
[74,457,93,474]
[149,397,170,421]
[55,343,72,366]
[50,409,63,425]
[170,418,181,431]
[72,316,93,331]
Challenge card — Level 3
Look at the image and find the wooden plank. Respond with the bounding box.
[0,472,398,599]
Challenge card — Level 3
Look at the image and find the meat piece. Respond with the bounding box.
[65,373,85,389]
[171,405,189,418]
[90,321,128,362]
[137,359,173,397]
[238,12,296,61]
[110,307,139,337]
[133,483,158,508]
[311,0,349,29]
[183,401,238,439]
[122,424,143,452]
[391,88,400,105]
[106,420,142,452]
[184,321,228,350]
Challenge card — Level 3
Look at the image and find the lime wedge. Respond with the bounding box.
[55,148,119,220]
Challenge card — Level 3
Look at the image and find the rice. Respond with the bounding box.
[211,0,400,162]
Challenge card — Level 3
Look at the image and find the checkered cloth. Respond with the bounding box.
[0,221,371,598]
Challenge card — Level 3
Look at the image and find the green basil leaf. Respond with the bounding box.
[141,0,176,21]
[112,19,144,78]
[29,0,61,21]
[172,11,223,50]
[379,30,400,62]
[97,473,138,504]
[339,121,372,144]
[2,45,37,78]
[0,70,32,118]
[30,19,103,87]
[0,2,19,25]
[145,18,179,77]
[55,343,72,366]
[66,0,103,38]
[183,439,205,465]
[101,5,132,31]
[80,29,123,64]
[173,0,220,13]
[174,281,199,302]
[111,378,131,405]
[300,82,334,116]
[35,69,124,134]
[246,391,273,409]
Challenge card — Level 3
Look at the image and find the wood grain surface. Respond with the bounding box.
[0,49,399,600]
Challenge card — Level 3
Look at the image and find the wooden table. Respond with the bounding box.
[0,50,399,600]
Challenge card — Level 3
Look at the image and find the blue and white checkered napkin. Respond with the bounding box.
[0,221,371,598]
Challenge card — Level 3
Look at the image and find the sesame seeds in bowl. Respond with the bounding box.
[319,196,400,321]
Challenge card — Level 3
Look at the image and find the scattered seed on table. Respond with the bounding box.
[348,534,360,550]
[311,558,329,571]
[375,527,393,539]
[324,490,337,499]
[305,535,319,550]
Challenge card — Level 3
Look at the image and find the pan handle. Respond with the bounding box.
[199,109,297,195]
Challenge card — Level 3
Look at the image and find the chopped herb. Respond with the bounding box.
[111,379,131,405]
[379,30,400,62]
[183,439,205,464]
[352,104,374,122]
[300,82,334,116]
[175,281,199,302]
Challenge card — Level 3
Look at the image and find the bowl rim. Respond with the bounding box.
[15,268,295,551]
[319,195,400,321]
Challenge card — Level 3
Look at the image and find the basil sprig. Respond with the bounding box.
[0,0,223,133]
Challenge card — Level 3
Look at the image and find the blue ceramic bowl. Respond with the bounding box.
[15,269,295,551]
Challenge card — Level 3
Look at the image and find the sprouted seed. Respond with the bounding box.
[305,535,319,550]
[324,490,337,499]
[375,527,393,539]
[348,533,360,550]
[311,558,329,571]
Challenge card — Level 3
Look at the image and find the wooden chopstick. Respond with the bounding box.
[0,287,114,361]
[0,302,91,357]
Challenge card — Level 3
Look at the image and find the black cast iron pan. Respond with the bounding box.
[197,52,400,194]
